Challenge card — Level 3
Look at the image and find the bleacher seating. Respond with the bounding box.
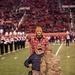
[62,0,75,5]
[21,0,70,33]
[0,0,75,33]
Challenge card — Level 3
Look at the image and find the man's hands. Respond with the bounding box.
[29,64,32,68]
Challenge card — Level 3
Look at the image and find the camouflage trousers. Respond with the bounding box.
[32,70,40,75]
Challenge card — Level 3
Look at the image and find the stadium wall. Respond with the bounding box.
[28,32,67,37]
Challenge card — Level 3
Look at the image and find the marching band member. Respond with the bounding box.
[13,31,18,51]
[20,32,23,49]
[9,32,14,52]
[4,32,9,53]
[21,32,26,49]
[66,31,70,46]
[17,32,21,50]
[0,33,5,55]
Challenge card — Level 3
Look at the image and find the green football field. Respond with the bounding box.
[0,43,75,75]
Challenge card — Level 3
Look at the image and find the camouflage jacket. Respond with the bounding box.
[28,36,49,54]
[40,53,62,75]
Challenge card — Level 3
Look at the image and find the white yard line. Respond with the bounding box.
[1,57,5,60]
[55,43,63,55]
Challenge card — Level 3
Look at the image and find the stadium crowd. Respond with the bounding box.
[21,0,70,33]
[62,0,75,5]
[1,0,75,33]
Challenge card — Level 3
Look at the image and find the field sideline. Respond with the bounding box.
[0,43,75,75]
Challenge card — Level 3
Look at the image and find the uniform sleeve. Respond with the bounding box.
[40,56,46,75]
[24,54,33,68]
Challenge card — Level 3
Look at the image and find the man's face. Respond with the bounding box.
[36,31,42,36]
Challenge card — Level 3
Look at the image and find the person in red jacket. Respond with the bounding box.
[27,26,50,54]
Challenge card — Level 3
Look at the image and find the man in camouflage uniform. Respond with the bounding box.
[40,48,62,75]
[27,26,49,54]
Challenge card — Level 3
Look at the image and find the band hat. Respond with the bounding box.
[18,32,20,35]
[9,32,12,35]
[22,32,25,35]
[66,31,69,34]
[13,31,17,35]
[20,32,22,35]
[5,32,8,36]
[0,29,3,34]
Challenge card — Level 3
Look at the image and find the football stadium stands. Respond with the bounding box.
[0,0,75,33]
